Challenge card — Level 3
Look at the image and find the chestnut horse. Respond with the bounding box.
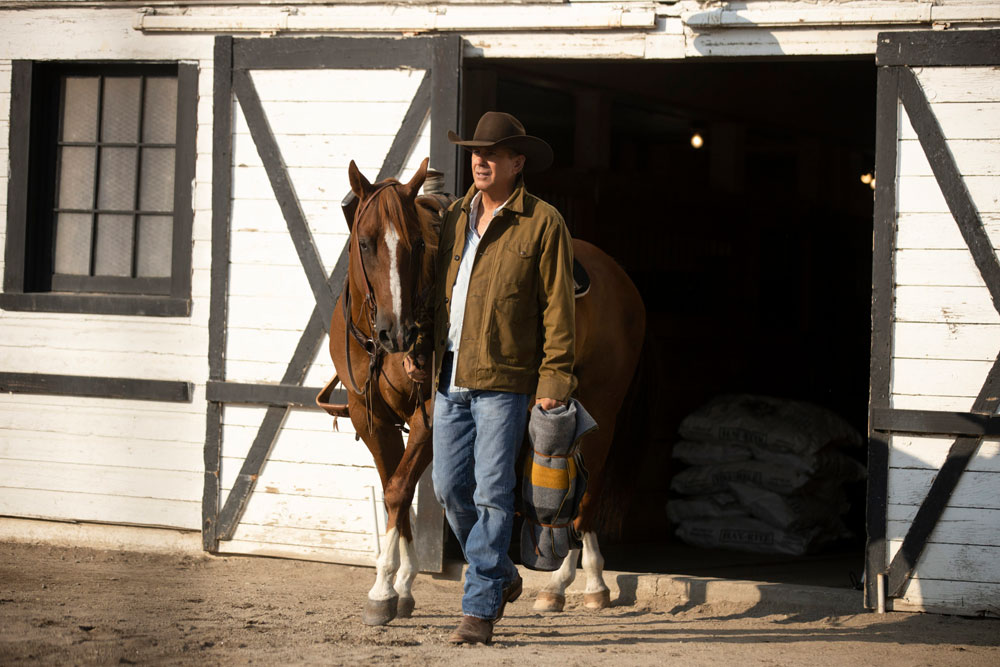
[327,157,645,625]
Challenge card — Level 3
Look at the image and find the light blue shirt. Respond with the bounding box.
[446,190,511,391]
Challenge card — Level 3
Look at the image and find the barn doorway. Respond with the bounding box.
[459,58,876,589]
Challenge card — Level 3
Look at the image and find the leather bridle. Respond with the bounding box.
[342,182,431,430]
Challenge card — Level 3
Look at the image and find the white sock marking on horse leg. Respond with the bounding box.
[543,548,580,596]
[384,225,402,325]
[581,531,609,594]
[368,527,401,601]
[393,532,418,600]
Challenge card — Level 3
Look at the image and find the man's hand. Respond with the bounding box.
[403,354,429,383]
[535,397,566,411]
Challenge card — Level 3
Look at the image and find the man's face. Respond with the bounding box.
[471,146,525,195]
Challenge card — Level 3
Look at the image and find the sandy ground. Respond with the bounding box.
[0,541,998,666]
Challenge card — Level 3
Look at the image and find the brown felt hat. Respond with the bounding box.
[447,111,554,173]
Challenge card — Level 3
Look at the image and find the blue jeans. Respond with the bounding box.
[432,355,529,620]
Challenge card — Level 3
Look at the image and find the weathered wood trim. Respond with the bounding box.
[232,69,337,326]
[865,64,899,610]
[203,401,222,552]
[0,292,190,316]
[877,30,1000,68]
[205,35,234,553]
[206,381,340,408]
[209,37,234,384]
[872,408,1000,436]
[4,60,32,294]
[430,34,463,195]
[884,66,1000,598]
[233,36,432,71]
[0,372,193,403]
[170,62,198,302]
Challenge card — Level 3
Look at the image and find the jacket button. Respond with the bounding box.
[519,250,526,256]
[444,297,449,304]
[454,254,460,261]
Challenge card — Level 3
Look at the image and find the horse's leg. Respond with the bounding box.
[579,531,611,609]
[382,416,433,619]
[533,548,580,612]
[393,508,419,617]
[354,416,406,626]
[572,422,616,610]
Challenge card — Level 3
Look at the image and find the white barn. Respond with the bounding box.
[1,0,998,617]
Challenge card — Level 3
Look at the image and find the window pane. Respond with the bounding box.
[97,147,138,210]
[139,148,175,212]
[136,215,173,278]
[101,77,141,143]
[143,77,177,144]
[62,77,99,142]
[53,213,93,275]
[94,214,134,277]
[57,146,96,209]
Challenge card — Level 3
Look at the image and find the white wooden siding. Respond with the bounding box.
[0,22,214,535]
[889,66,1000,615]
[219,67,431,563]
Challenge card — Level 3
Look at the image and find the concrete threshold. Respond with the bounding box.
[520,567,864,615]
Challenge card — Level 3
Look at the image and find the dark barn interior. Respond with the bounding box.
[455,58,877,588]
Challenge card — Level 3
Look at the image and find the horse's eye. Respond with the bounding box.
[359,239,369,251]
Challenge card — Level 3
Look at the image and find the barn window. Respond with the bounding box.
[2,61,197,317]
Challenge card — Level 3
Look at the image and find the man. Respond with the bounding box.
[406,111,577,644]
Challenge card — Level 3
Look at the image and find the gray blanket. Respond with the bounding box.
[520,399,598,571]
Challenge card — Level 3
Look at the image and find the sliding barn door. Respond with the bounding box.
[867,30,1000,615]
[204,35,462,570]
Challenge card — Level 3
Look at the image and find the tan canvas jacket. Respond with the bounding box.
[419,178,577,401]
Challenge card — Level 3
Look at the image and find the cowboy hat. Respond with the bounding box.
[447,111,554,173]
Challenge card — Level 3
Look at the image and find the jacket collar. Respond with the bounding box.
[460,175,527,217]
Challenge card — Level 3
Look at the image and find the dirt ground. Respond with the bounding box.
[0,542,998,666]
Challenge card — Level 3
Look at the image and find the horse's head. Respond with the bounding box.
[347,157,430,354]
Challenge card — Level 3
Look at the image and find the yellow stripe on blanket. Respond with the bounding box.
[530,458,576,490]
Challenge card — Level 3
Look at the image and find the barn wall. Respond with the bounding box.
[888,65,1000,614]
[0,18,214,532]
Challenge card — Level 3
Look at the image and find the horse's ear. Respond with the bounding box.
[348,160,374,201]
[399,157,429,201]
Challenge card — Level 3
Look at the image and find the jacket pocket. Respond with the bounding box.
[495,241,538,299]
[490,295,539,369]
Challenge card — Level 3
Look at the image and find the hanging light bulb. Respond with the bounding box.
[860,172,873,185]
[690,132,704,149]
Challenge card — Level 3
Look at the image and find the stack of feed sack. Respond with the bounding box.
[666,394,865,556]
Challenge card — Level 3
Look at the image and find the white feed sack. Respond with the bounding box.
[668,394,864,556]
[678,394,862,457]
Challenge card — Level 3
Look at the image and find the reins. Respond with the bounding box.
[342,182,432,433]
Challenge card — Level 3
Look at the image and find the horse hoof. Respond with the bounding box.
[362,594,399,626]
[532,591,565,613]
[583,589,611,610]
[396,596,415,618]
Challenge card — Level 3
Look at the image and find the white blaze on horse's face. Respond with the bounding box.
[384,223,403,334]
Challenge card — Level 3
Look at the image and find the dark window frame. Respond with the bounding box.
[2,60,197,317]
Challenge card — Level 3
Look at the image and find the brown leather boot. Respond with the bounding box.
[448,615,494,644]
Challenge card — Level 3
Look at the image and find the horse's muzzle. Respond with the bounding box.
[377,324,418,353]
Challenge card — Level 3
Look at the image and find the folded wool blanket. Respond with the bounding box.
[520,399,598,571]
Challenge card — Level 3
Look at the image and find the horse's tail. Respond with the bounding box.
[594,327,659,543]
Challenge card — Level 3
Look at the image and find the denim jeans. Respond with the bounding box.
[432,354,529,620]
